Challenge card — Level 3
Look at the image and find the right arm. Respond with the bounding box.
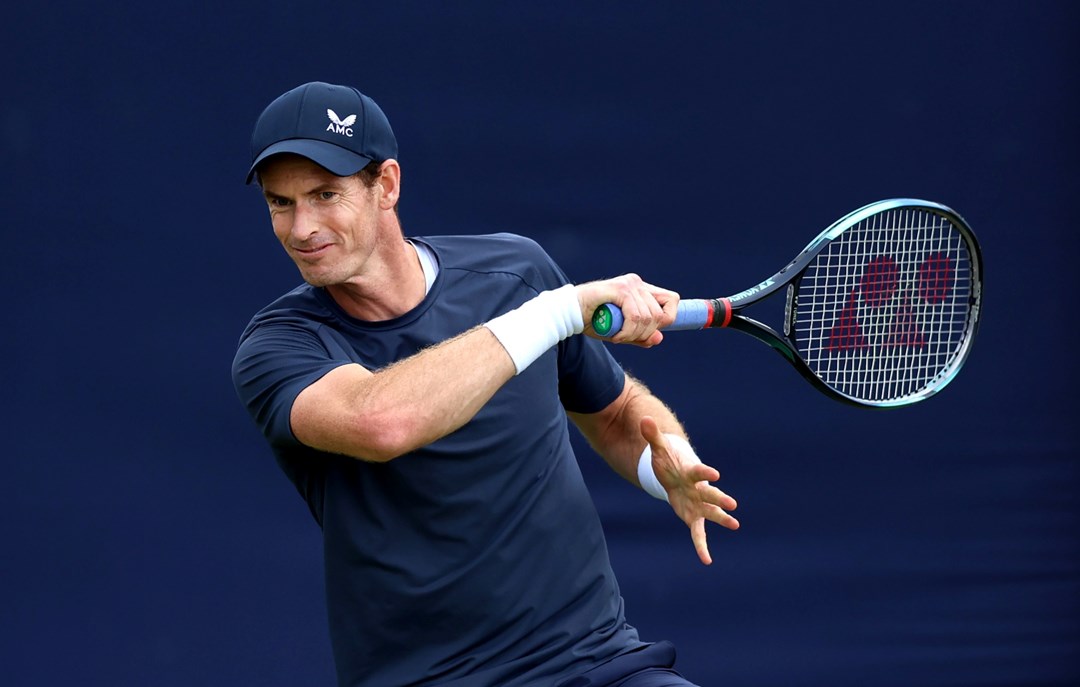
[290,326,515,462]
[290,273,679,462]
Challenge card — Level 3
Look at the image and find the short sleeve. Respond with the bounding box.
[231,320,351,449]
[556,334,626,414]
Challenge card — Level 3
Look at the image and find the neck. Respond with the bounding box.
[326,234,426,321]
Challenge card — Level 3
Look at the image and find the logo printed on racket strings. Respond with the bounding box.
[326,109,357,137]
[825,253,954,352]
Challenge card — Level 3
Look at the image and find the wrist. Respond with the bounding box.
[638,433,697,502]
[484,284,585,375]
[637,443,669,502]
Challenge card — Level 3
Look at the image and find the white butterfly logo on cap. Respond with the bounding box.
[326,109,357,137]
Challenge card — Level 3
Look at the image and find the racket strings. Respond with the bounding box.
[794,208,975,403]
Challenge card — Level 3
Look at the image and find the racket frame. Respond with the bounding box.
[594,198,983,408]
[715,198,982,408]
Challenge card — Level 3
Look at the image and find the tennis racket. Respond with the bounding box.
[592,199,982,408]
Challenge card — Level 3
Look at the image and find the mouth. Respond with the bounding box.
[292,243,333,259]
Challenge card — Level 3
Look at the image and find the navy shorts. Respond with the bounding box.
[556,642,700,687]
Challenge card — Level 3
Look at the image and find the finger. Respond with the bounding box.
[639,330,665,348]
[695,481,736,511]
[643,283,665,322]
[712,491,738,512]
[614,298,647,344]
[624,288,659,344]
[645,283,681,327]
[612,275,645,339]
[704,503,740,531]
[640,287,665,342]
[691,519,712,565]
[629,329,665,348]
[686,463,721,483]
[615,278,665,344]
[715,490,737,512]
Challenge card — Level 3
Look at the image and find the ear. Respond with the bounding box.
[375,160,401,211]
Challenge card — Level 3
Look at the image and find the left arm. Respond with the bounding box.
[568,373,739,565]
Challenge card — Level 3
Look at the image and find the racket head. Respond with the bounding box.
[778,199,982,407]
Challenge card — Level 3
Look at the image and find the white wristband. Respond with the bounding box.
[638,434,697,503]
[637,444,669,502]
[484,284,585,375]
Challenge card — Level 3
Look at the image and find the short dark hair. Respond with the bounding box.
[353,160,382,188]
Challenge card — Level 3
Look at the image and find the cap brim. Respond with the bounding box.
[246,139,373,184]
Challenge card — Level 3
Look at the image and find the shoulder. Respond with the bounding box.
[420,232,548,263]
[233,283,341,366]
[417,233,567,292]
[240,284,332,336]
[231,284,351,409]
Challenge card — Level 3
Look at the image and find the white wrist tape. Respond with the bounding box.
[637,443,669,502]
[484,284,584,375]
[638,434,697,503]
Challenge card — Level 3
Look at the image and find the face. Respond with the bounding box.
[259,155,383,287]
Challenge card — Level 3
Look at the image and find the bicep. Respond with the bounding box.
[290,362,383,460]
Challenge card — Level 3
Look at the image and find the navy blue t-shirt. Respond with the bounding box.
[232,233,645,686]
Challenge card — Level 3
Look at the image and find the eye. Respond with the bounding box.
[268,196,292,208]
[319,191,337,201]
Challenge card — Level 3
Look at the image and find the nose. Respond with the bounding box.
[290,201,319,241]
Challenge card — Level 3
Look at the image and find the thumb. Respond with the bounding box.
[639,415,664,448]
[639,416,677,484]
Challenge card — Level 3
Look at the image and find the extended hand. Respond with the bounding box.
[641,416,739,565]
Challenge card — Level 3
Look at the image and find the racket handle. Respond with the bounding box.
[591,299,728,338]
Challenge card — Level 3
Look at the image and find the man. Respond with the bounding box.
[232,81,739,687]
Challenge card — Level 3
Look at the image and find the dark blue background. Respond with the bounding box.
[4,2,1077,685]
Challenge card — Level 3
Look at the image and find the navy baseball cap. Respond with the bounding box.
[246,81,398,184]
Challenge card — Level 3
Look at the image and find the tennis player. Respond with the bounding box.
[232,81,739,687]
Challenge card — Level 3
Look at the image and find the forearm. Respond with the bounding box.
[343,327,516,458]
[570,375,685,486]
[292,325,515,461]
[294,285,581,461]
